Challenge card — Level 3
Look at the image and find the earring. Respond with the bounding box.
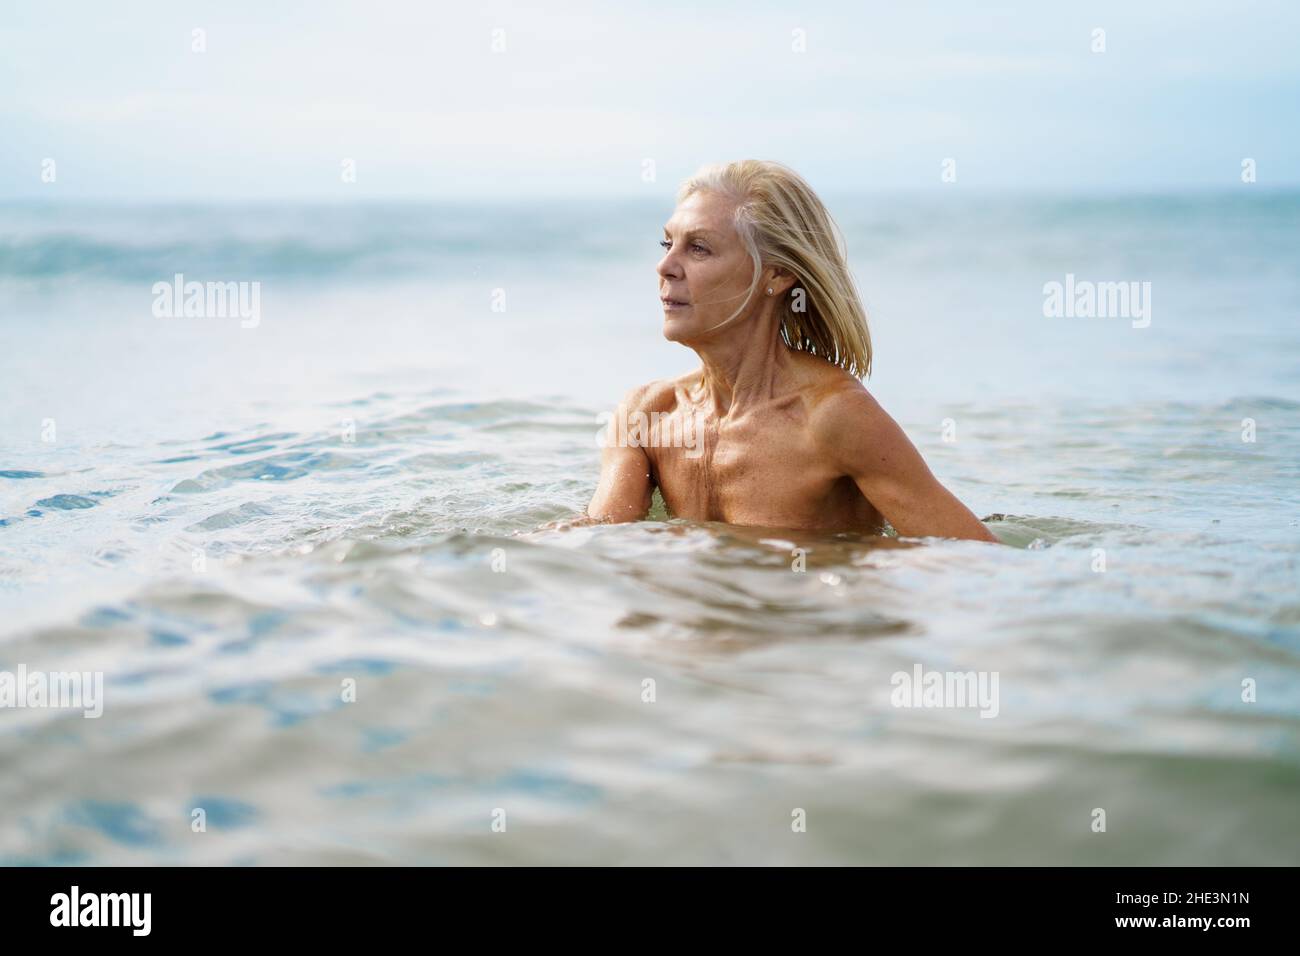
[766,287,773,295]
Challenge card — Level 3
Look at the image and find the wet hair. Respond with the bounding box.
[676,159,872,377]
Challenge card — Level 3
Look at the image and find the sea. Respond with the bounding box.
[1,192,1297,864]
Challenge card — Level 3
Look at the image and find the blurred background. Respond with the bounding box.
[0,1,1297,865]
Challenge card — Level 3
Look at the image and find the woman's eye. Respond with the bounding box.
[659,239,708,254]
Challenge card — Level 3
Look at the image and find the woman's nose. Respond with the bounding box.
[656,253,681,279]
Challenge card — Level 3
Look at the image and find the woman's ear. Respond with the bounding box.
[764,267,798,297]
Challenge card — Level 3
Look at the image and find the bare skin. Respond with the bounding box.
[584,189,998,543]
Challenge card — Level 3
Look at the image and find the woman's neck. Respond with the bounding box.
[689,303,795,416]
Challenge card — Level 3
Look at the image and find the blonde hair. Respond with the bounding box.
[676,160,872,378]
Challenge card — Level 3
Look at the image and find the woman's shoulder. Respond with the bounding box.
[789,351,875,405]
[799,359,888,437]
[614,375,688,414]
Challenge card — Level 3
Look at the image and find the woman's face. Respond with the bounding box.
[657,190,757,344]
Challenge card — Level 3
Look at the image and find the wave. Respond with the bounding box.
[0,202,650,281]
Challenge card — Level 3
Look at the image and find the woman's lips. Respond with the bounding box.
[661,297,691,310]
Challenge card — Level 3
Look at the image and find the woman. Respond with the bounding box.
[586,160,998,543]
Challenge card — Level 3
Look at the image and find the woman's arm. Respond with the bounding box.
[815,387,999,543]
[586,441,653,523]
[585,390,655,524]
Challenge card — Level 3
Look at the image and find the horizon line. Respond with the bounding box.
[2,184,1298,206]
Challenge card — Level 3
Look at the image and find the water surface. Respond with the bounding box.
[1,195,1297,864]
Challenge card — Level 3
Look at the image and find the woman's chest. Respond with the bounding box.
[649,425,871,529]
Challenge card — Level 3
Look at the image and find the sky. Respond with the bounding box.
[2,0,1297,199]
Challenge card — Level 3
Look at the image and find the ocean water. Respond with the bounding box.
[1,194,1297,865]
